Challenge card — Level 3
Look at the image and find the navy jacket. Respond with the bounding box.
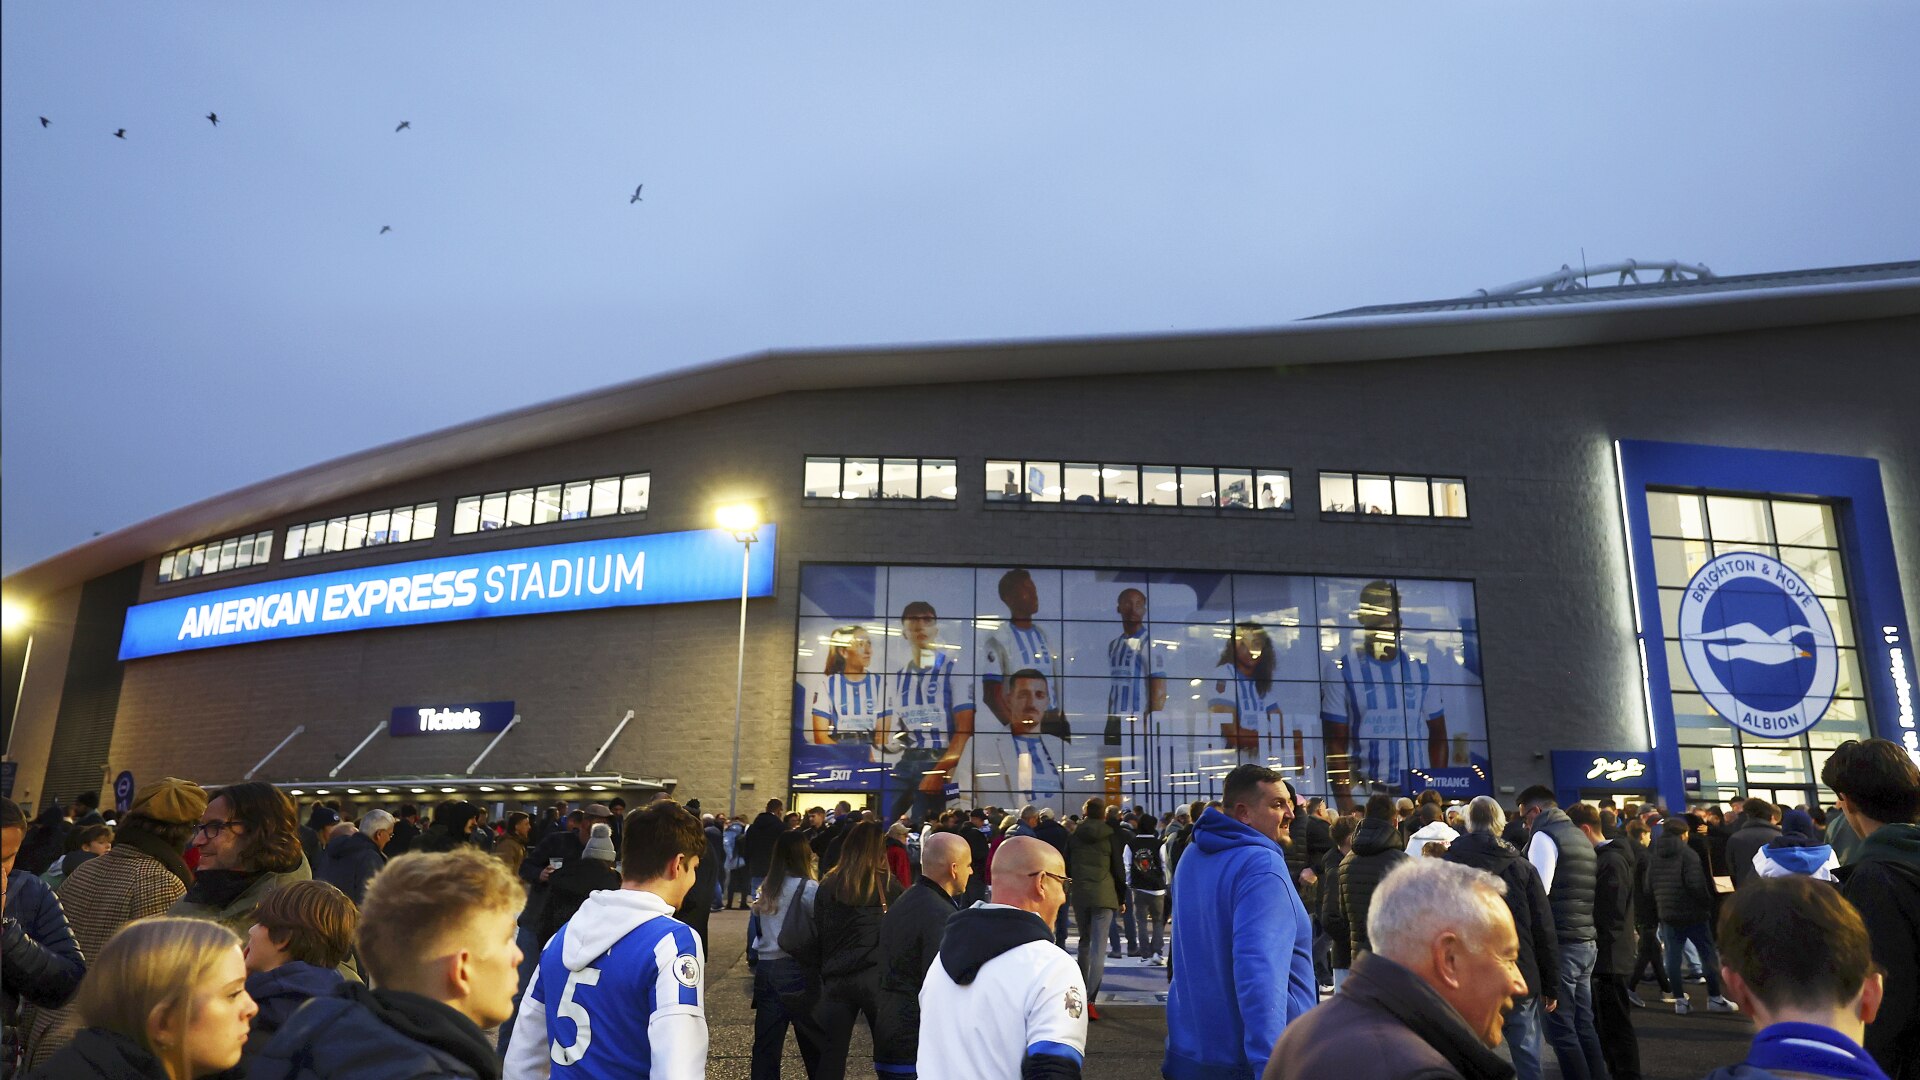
[251,981,500,1080]
[242,961,346,1067]
[22,1026,168,1080]
[3,862,86,1011]
[317,830,386,907]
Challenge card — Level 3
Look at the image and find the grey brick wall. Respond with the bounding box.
[107,315,1920,802]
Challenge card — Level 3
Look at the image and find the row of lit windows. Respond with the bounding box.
[987,461,1294,509]
[451,473,650,535]
[285,503,441,560]
[1319,472,1469,519]
[803,457,959,501]
[157,531,274,583]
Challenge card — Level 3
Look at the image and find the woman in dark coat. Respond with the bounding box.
[811,821,903,1080]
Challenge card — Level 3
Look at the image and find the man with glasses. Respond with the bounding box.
[918,836,1088,1080]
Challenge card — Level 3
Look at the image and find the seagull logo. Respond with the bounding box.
[1691,623,1821,665]
[1676,551,1840,739]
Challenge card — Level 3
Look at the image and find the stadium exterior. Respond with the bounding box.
[4,261,1918,822]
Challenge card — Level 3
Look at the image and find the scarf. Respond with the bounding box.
[115,819,195,888]
[1744,1022,1890,1080]
[182,868,262,910]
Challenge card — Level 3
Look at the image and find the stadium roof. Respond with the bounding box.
[1309,259,1920,318]
[7,259,1918,601]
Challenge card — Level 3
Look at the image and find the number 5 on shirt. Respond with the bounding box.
[551,967,603,1066]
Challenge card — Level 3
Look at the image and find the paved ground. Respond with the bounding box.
[701,909,1754,1079]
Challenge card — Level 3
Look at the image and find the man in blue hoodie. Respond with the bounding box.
[1703,874,1889,1080]
[1163,765,1317,1080]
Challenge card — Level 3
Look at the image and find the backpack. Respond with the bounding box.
[776,879,822,969]
[1130,837,1166,891]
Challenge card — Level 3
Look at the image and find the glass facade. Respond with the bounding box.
[804,456,957,501]
[285,502,439,560]
[1648,490,1867,806]
[790,563,1487,818]
[1319,471,1467,518]
[452,472,649,534]
[158,530,274,583]
[986,460,1291,510]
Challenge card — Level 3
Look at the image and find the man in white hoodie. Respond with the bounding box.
[505,800,709,1079]
[1404,803,1459,857]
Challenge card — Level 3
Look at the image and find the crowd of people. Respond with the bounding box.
[0,735,1913,1079]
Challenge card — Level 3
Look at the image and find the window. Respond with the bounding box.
[451,472,650,535]
[285,501,440,560]
[157,529,275,583]
[1650,490,1860,803]
[803,456,958,502]
[984,460,1290,512]
[1320,472,1469,519]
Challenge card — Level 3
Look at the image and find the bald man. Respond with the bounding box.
[875,832,974,1075]
[919,836,1088,1080]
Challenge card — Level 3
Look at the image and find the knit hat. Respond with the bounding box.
[583,822,616,863]
[1779,808,1818,840]
[307,805,341,830]
[128,777,208,825]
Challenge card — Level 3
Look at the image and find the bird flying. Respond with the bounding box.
[39,116,49,128]
[113,128,126,139]
[395,120,410,132]
[206,112,219,126]
[379,226,392,234]
[630,184,644,204]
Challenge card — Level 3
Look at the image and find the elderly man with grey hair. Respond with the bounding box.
[1443,795,1559,1080]
[317,807,394,906]
[1267,859,1528,1080]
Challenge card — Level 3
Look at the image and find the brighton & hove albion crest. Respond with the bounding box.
[1678,552,1838,739]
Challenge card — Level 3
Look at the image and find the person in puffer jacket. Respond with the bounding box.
[1649,817,1737,1014]
[1338,794,1411,961]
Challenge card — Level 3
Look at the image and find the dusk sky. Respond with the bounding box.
[4,5,1916,575]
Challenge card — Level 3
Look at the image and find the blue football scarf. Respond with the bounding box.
[1744,1022,1888,1080]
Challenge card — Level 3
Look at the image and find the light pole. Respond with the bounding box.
[2,599,32,759]
[715,504,761,821]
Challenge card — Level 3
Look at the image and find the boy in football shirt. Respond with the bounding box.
[981,569,1067,733]
[504,801,709,1079]
[1320,581,1445,812]
[881,601,976,823]
[1106,588,1168,768]
[1001,669,1067,804]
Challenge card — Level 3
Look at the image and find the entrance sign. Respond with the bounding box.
[1403,766,1492,800]
[1677,552,1837,739]
[121,526,777,659]
[390,700,516,737]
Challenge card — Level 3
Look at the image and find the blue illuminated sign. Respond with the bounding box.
[391,700,516,737]
[1403,766,1492,800]
[120,526,777,660]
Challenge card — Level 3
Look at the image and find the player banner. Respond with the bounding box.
[792,563,1490,817]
